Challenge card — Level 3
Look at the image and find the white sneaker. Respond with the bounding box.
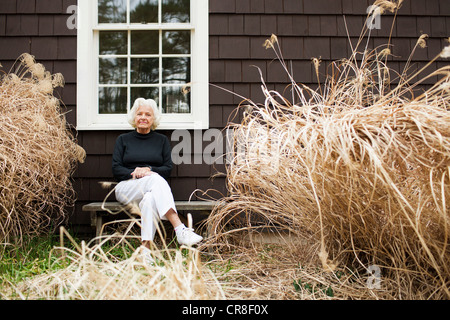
[140,246,155,265]
[176,227,203,246]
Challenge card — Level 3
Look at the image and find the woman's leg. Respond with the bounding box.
[116,175,180,240]
[116,174,202,245]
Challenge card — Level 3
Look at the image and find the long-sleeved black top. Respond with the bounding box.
[112,130,173,181]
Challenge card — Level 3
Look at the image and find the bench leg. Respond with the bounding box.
[90,211,104,244]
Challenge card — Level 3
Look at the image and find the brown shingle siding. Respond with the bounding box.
[30,36,58,59]
[292,15,308,34]
[396,16,417,37]
[320,15,338,36]
[426,0,440,16]
[36,0,63,14]
[303,0,342,15]
[219,36,250,59]
[209,60,225,82]
[330,37,348,60]
[244,14,261,35]
[17,0,36,13]
[0,15,6,36]
[0,36,30,59]
[264,0,283,14]
[284,0,303,14]
[250,0,265,14]
[225,60,242,82]
[228,14,244,34]
[440,0,450,15]
[351,0,370,15]
[54,14,76,36]
[260,14,277,35]
[0,0,16,14]
[410,0,427,15]
[279,36,304,60]
[242,59,266,83]
[417,16,432,35]
[209,14,228,35]
[250,36,276,59]
[430,16,446,37]
[57,36,77,59]
[38,15,54,35]
[5,14,21,35]
[236,0,251,13]
[209,0,235,13]
[304,36,330,59]
[278,15,294,35]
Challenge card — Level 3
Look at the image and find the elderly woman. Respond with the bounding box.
[112,98,202,262]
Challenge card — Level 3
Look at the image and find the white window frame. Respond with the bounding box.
[77,0,209,130]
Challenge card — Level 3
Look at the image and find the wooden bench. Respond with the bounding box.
[82,200,219,242]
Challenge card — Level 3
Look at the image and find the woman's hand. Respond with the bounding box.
[131,167,153,179]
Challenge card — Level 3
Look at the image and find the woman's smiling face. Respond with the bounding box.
[135,105,154,134]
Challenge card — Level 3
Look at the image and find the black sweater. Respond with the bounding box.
[112,130,173,181]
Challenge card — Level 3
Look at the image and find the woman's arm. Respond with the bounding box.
[112,135,134,181]
[148,135,173,180]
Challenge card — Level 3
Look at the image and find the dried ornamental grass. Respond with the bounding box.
[206,5,450,299]
[2,229,227,300]
[0,54,85,246]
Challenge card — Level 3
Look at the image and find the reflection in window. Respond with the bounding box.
[162,0,190,23]
[131,87,159,106]
[162,57,190,84]
[130,0,158,23]
[131,31,159,54]
[162,30,190,54]
[162,86,190,113]
[99,87,128,114]
[131,58,159,84]
[99,31,127,55]
[99,58,127,84]
[98,0,126,23]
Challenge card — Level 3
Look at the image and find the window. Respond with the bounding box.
[77,0,209,130]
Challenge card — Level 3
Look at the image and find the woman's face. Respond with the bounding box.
[135,105,154,134]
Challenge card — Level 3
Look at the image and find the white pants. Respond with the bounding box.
[115,174,177,241]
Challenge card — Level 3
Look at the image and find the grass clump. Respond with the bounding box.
[205,1,450,299]
[0,54,85,248]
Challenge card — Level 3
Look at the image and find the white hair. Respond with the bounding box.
[128,98,161,130]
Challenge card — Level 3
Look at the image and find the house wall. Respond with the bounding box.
[1,0,449,235]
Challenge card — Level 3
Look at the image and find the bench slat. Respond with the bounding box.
[82,200,218,212]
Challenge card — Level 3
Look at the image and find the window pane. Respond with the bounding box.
[131,87,159,107]
[131,31,159,55]
[131,58,159,84]
[99,58,127,84]
[162,0,190,23]
[162,30,190,54]
[99,87,128,114]
[162,57,190,84]
[130,0,158,23]
[98,0,126,23]
[162,86,190,113]
[99,31,127,55]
